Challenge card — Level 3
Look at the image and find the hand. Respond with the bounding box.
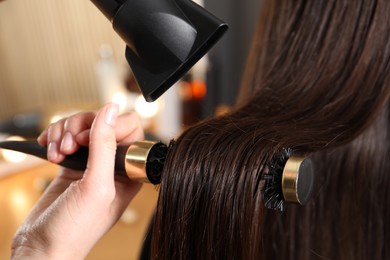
[11,103,144,259]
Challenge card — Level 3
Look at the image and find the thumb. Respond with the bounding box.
[84,103,119,188]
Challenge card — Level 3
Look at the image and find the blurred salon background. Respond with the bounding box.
[0,0,261,259]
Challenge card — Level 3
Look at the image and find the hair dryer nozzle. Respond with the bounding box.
[92,0,228,102]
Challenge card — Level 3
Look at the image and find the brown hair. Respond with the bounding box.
[150,0,390,259]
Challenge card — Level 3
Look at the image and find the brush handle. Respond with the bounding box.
[0,140,129,177]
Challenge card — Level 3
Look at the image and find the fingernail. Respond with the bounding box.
[48,142,58,161]
[105,104,119,126]
[61,132,73,151]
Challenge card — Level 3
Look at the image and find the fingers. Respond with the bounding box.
[37,112,96,163]
[74,112,144,146]
[60,112,96,153]
[83,106,143,227]
[37,107,144,165]
[83,103,119,189]
[39,118,66,163]
[111,111,144,144]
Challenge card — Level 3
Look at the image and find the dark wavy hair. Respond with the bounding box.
[150,1,390,259]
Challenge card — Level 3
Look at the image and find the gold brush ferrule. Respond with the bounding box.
[124,140,159,183]
[282,156,315,205]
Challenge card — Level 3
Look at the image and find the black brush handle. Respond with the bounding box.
[0,140,128,177]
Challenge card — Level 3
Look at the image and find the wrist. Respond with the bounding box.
[11,245,49,260]
[11,245,84,260]
[11,232,83,260]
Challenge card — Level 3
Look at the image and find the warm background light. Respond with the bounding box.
[1,136,27,163]
[135,95,160,119]
[111,92,128,112]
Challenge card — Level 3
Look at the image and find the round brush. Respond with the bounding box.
[0,140,168,184]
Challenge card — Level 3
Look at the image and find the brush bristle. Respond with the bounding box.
[261,148,293,211]
[146,139,175,185]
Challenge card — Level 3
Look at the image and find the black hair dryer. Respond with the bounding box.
[91,0,228,102]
